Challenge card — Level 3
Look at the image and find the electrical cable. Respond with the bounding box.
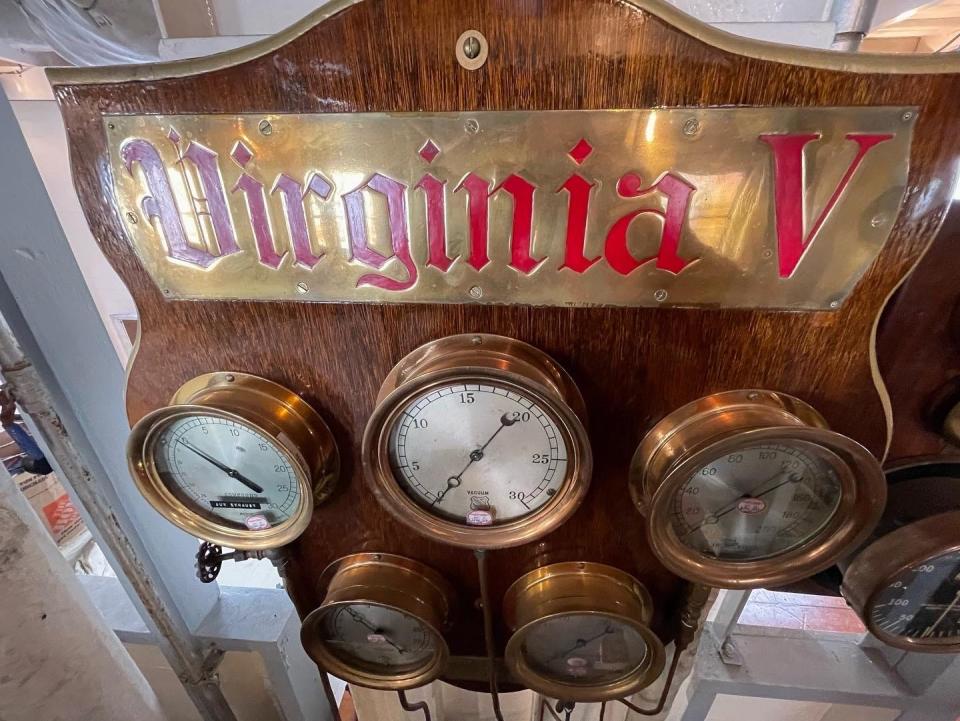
[936,30,960,52]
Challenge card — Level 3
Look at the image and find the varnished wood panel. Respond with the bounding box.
[879,204,960,463]
[50,0,960,664]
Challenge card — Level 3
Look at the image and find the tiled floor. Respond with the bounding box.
[739,589,866,633]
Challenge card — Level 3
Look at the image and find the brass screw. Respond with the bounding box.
[126,211,139,224]
[902,110,914,122]
[465,119,480,134]
[456,29,488,70]
[871,214,886,228]
[296,281,309,294]
[468,285,483,299]
[258,119,273,135]
[654,289,668,302]
[462,35,481,60]
[830,299,841,309]
[682,118,700,136]
[224,374,235,382]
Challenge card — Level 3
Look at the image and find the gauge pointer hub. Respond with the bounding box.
[178,439,265,494]
[684,469,804,536]
[432,413,518,505]
[548,625,615,662]
[346,607,406,654]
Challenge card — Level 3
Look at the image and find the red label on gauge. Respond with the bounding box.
[737,498,767,514]
[466,509,494,526]
[244,514,271,530]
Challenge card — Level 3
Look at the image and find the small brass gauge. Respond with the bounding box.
[842,461,960,652]
[363,334,592,549]
[503,562,665,702]
[630,390,886,588]
[127,372,338,550]
[300,553,454,689]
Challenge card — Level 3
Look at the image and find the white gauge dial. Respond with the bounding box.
[521,615,651,686]
[319,603,437,673]
[152,414,302,531]
[671,440,843,560]
[387,382,568,526]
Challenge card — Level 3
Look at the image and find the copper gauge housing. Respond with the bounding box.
[630,390,886,588]
[362,334,592,549]
[300,553,454,689]
[127,372,339,550]
[841,462,960,652]
[842,510,960,652]
[503,562,665,702]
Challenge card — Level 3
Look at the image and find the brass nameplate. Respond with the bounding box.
[107,109,914,308]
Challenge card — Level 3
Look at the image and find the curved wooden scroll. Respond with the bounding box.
[49,0,960,666]
[879,206,960,463]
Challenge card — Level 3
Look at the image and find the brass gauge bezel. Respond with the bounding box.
[629,390,886,589]
[300,553,454,689]
[503,562,666,702]
[842,510,960,653]
[127,372,339,550]
[362,334,592,550]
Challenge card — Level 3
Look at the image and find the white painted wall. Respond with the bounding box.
[2,71,136,361]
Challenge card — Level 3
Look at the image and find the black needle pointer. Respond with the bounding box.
[178,440,265,494]
[433,413,518,505]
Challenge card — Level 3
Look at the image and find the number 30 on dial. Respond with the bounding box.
[363,334,592,549]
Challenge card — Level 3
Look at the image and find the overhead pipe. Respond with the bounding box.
[831,0,880,51]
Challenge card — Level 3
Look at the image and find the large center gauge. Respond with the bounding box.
[363,334,592,549]
[630,390,886,588]
[127,372,339,549]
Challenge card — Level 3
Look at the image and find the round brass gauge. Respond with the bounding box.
[127,372,338,550]
[629,390,886,588]
[362,334,592,549]
[503,562,665,702]
[300,553,454,689]
[842,461,960,653]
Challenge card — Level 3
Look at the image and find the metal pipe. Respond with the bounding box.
[475,549,506,721]
[830,0,879,51]
[319,671,343,721]
[398,690,432,721]
[0,312,238,721]
[617,584,711,716]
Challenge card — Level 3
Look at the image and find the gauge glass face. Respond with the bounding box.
[320,603,436,673]
[520,614,648,686]
[387,381,569,526]
[151,414,302,530]
[670,440,843,561]
[869,549,960,643]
